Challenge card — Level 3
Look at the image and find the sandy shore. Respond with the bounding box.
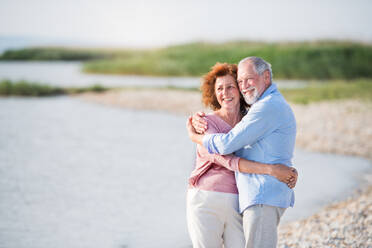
[278,185,372,248]
[78,89,372,247]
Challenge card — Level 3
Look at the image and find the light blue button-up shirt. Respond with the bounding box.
[203,83,296,213]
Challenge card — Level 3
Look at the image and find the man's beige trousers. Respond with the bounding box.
[243,204,286,248]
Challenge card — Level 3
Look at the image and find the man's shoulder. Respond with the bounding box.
[250,94,283,112]
[262,89,291,108]
[248,91,294,120]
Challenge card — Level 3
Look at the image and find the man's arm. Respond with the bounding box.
[204,102,280,155]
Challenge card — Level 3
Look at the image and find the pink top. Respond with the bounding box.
[188,113,241,194]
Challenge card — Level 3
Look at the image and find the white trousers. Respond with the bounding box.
[242,204,286,248]
[186,188,245,248]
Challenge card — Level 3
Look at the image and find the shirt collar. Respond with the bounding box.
[258,83,277,101]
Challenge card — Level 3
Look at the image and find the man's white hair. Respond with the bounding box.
[238,56,273,83]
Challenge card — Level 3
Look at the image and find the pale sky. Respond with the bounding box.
[1,0,371,47]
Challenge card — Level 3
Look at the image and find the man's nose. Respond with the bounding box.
[241,80,249,89]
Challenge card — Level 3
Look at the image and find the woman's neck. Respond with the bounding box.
[215,106,242,127]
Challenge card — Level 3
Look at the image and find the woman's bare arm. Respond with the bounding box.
[238,159,298,188]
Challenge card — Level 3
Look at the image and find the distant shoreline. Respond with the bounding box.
[2,41,372,79]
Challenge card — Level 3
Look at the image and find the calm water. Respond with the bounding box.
[0,61,199,88]
[0,97,370,248]
[0,61,307,89]
[0,97,193,248]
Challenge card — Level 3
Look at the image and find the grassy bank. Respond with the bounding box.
[0,80,108,97]
[84,41,372,80]
[1,41,372,79]
[0,47,118,61]
[280,79,372,104]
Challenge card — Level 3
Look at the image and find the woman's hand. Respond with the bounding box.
[270,164,298,189]
[287,168,298,188]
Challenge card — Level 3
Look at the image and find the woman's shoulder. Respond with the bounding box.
[203,112,219,123]
[203,112,227,131]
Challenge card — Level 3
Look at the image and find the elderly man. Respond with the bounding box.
[188,56,297,248]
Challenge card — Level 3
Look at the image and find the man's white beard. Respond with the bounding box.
[243,87,259,105]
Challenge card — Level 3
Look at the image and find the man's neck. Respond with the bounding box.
[257,83,272,101]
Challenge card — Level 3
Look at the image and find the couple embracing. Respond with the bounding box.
[186,57,297,248]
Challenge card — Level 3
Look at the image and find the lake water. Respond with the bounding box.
[0,97,371,248]
[0,97,193,248]
[0,61,307,89]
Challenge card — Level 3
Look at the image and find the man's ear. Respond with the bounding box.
[264,70,271,85]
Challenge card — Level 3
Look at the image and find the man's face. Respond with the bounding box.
[237,62,269,105]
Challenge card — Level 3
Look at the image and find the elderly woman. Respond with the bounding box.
[185,63,296,248]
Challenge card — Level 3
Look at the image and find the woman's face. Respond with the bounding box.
[214,74,241,111]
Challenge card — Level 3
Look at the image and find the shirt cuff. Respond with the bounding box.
[202,133,214,154]
[231,157,240,172]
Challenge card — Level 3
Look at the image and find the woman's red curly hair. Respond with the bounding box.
[201,62,247,112]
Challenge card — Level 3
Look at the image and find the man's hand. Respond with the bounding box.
[186,116,197,141]
[191,112,208,134]
[186,116,205,145]
[270,164,298,189]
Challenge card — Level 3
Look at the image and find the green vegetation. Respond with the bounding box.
[280,79,372,104]
[0,47,116,61]
[83,41,372,79]
[0,80,108,96]
[1,41,371,79]
[0,80,64,96]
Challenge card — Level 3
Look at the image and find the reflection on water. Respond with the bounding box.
[0,61,307,89]
[0,97,370,248]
